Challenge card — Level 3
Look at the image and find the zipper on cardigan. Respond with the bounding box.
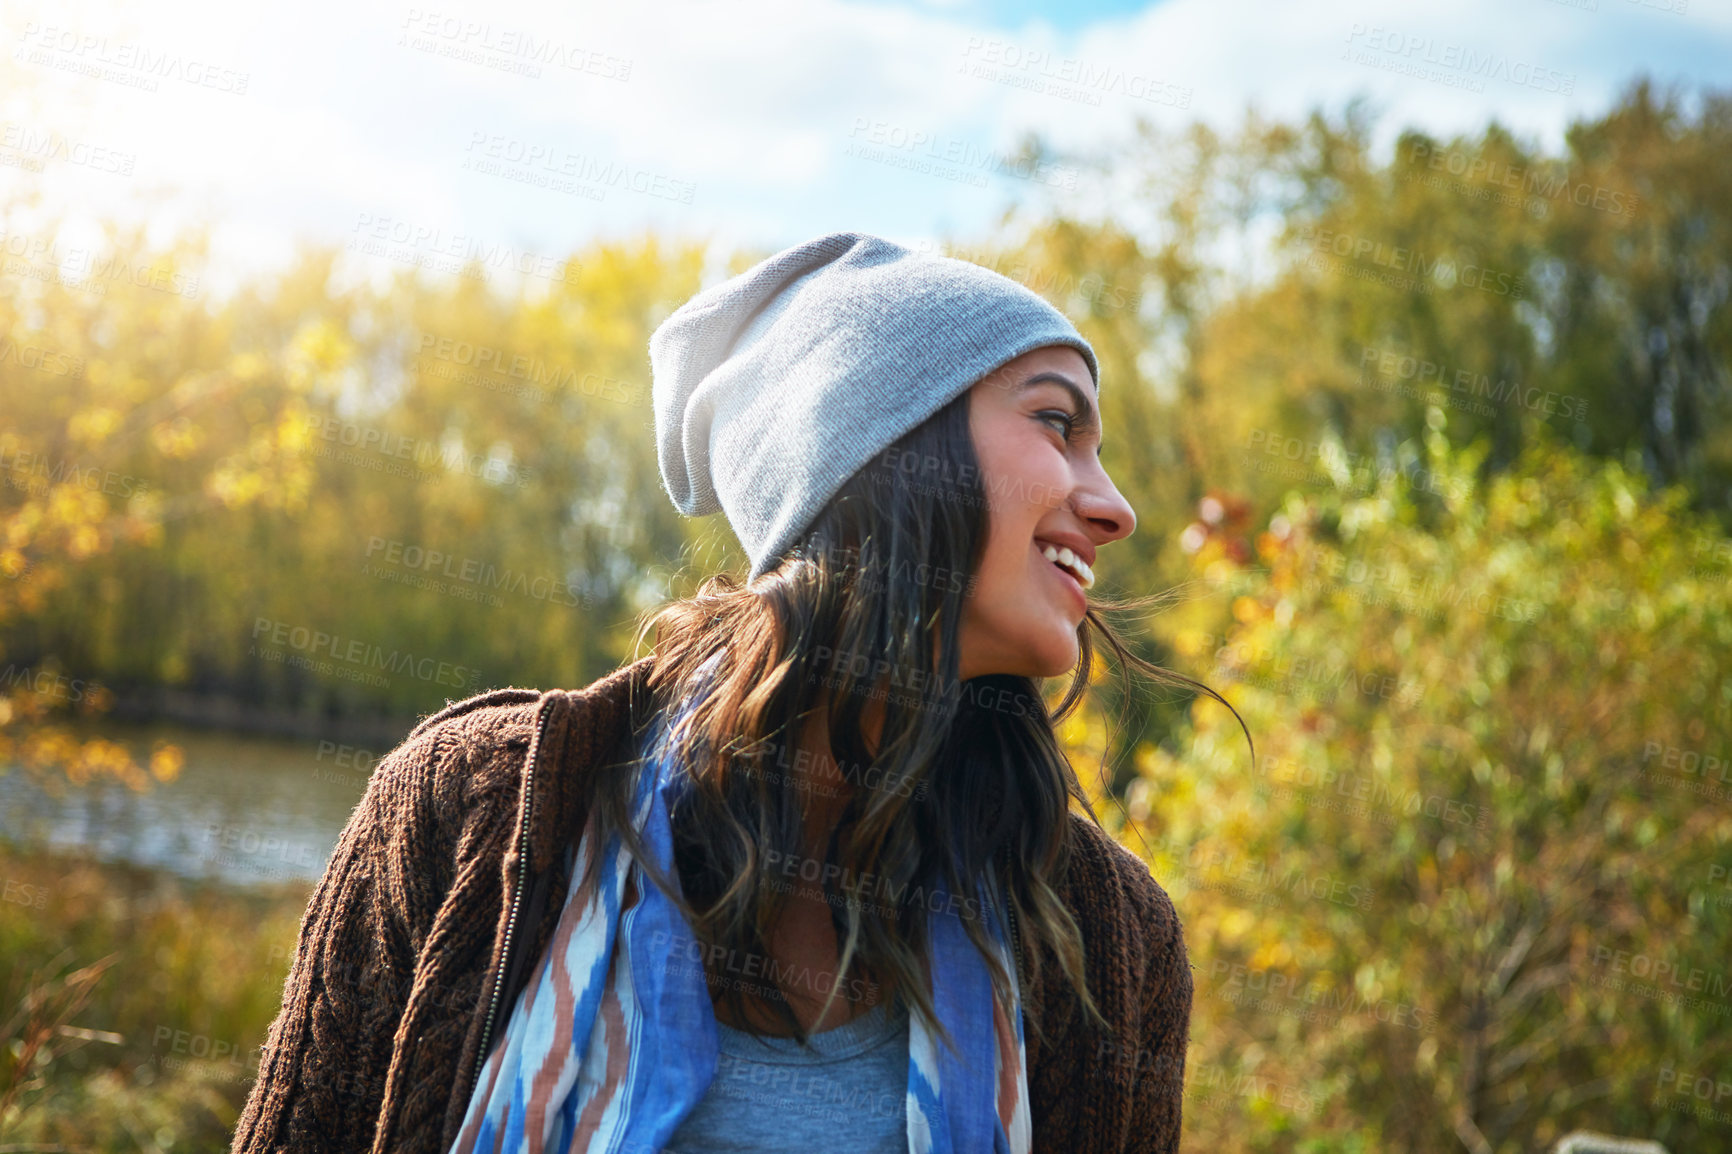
[475,698,552,1068]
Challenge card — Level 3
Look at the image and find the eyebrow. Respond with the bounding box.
[1018,371,1104,456]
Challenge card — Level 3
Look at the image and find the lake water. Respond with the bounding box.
[0,720,393,887]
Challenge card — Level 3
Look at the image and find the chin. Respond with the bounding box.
[959,604,1083,680]
[1019,631,1082,680]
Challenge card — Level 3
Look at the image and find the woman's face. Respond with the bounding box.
[957,345,1136,682]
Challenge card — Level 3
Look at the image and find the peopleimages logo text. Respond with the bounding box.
[1343,25,1575,94]
[250,617,481,689]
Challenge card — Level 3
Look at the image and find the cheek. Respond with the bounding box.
[969,412,1072,565]
[980,450,1069,537]
[976,494,1046,593]
[982,526,1029,587]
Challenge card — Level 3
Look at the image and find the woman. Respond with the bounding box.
[231,232,1246,1154]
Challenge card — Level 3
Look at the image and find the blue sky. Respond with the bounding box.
[3,0,1727,300]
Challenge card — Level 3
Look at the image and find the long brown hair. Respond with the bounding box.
[585,385,1250,1056]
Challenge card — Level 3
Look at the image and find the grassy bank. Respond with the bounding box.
[0,843,309,1152]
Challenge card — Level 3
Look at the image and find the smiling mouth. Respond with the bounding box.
[1036,541,1095,590]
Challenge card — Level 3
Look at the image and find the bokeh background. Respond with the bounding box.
[3,0,1731,1150]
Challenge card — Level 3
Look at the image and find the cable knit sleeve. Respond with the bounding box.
[228,722,442,1154]
[229,688,543,1154]
[1123,862,1193,1154]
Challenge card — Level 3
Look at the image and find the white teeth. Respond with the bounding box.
[1040,543,1095,590]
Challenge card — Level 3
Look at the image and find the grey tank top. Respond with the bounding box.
[663,994,910,1153]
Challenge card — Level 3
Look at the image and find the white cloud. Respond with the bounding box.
[5,0,1723,294]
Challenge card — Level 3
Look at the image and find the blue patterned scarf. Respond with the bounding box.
[450,666,1031,1154]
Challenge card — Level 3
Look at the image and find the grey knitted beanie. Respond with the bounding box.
[649,231,1100,581]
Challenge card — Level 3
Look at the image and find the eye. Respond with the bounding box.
[1037,409,1078,440]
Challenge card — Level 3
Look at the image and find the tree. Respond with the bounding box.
[1120,411,1732,1152]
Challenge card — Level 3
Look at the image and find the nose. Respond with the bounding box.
[1073,464,1136,546]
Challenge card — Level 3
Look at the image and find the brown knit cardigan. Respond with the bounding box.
[229,655,1193,1153]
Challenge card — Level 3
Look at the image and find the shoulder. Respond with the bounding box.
[395,655,654,772]
[1024,813,1192,1148]
[373,656,655,836]
[1060,813,1189,991]
[405,685,546,745]
[381,686,546,807]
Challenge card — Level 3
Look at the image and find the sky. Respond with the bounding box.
[2,0,1728,300]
